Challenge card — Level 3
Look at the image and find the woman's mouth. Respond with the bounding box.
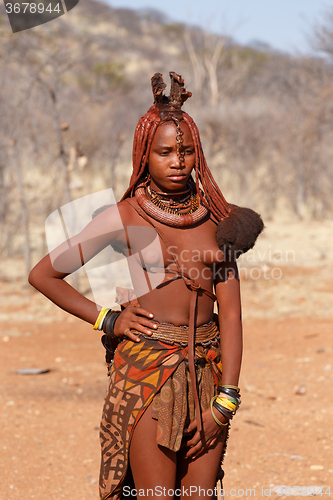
[168,174,186,181]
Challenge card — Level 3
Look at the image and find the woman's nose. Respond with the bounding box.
[170,153,184,169]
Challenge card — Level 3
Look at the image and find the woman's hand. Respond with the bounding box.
[184,407,228,459]
[114,306,158,343]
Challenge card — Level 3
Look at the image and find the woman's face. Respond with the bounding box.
[147,121,195,193]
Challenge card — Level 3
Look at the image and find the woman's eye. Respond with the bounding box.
[185,149,195,155]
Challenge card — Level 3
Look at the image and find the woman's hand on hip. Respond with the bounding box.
[184,407,227,459]
[114,306,158,342]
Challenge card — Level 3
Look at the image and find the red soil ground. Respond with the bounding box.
[1,222,332,499]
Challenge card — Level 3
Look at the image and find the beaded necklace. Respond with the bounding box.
[135,182,208,227]
[147,185,198,215]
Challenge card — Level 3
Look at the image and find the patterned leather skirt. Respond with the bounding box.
[99,321,227,500]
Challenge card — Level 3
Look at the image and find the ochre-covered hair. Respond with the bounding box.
[120,73,231,222]
[120,72,264,253]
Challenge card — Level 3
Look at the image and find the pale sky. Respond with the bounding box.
[106,0,331,53]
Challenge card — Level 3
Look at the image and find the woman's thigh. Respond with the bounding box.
[177,428,228,498]
[129,403,177,497]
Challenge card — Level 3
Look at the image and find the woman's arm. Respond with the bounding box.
[215,258,243,387]
[28,203,157,339]
[29,252,101,324]
[28,204,124,324]
[185,257,242,459]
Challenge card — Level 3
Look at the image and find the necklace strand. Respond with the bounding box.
[147,186,195,215]
[135,183,208,227]
[149,191,198,216]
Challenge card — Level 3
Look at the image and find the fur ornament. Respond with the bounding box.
[216,204,264,258]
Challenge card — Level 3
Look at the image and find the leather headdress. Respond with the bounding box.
[151,71,192,120]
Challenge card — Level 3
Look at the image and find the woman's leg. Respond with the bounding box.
[129,404,177,499]
[177,428,228,499]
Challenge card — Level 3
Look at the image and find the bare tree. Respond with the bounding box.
[184,28,250,106]
[312,8,333,59]
[2,0,333,282]
[9,140,32,276]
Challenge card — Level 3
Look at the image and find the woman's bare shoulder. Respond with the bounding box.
[89,199,138,229]
[115,198,147,226]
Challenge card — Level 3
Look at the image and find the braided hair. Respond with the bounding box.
[121,106,230,222]
[121,72,264,255]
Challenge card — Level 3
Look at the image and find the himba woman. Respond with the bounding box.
[29,72,263,500]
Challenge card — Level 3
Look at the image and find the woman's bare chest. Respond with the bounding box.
[123,218,224,270]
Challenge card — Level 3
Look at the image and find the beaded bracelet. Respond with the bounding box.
[210,396,228,426]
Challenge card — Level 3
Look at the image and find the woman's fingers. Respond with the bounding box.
[185,436,217,460]
[185,438,203,459]
[123,328,141,343]
[184,413,222,459]
[185,420,197,434]
[129,307,158,335]
[132,307,154,319]
[128,323,152,336]
[186,430,201,449]
[114,307,158,341]
[130,315,158,336]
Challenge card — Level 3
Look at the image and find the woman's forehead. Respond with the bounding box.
[153,121,193,144]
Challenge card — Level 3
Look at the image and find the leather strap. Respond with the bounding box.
[125,199,216,299]
[125,197,217,438]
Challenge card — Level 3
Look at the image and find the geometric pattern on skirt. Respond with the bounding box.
[99,337,187,500]
[99,335,223,500]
